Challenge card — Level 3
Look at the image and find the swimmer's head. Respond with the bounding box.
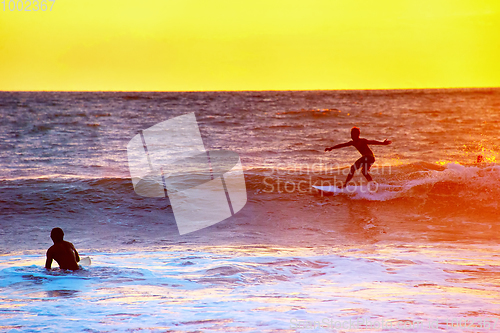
[50,227,64,243]
[351,127,360,140]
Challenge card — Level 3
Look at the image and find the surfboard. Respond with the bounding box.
[313,184,373,194]
[312,183,400,194]
[79,257,91,266]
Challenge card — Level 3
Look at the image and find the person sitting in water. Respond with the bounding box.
[325,127,391,188]
[45,227,81,270]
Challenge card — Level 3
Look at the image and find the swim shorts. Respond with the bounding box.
[353,155,375,171]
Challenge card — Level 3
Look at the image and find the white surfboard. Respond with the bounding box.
[313,183,400,194]
[313,184,373,194]
[79,257,91,266]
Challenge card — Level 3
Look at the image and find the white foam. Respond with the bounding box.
[1,245,498,332]
[349,163,500,201]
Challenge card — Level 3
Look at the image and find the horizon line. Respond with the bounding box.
[1,86,499,93]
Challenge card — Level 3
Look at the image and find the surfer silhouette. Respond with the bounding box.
[45,227,81,270]
[325,127,391,188]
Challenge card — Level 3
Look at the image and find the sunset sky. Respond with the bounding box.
[1,0,499,91]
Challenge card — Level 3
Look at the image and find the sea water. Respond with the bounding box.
[1,89,500,331]
[1,245,499,332]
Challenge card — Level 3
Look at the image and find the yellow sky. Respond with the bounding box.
[0,0,499,91]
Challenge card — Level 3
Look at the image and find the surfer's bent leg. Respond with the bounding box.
[343,157,365,187]
[361,156,375,182]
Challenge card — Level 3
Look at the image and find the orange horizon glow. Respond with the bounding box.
[1,0,499,92]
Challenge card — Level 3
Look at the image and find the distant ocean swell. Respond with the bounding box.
[2,161,500,221]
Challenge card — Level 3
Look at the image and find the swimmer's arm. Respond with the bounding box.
[325,141,352,152]
[45,251,53,270]
[366,139,391,145]
[71,243,80,262]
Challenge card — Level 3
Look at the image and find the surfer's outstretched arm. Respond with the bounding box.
[366,139,391,145]
[325,141,352,152]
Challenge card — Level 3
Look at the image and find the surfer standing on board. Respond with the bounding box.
[45,227,81,270]
[325,127,391,188]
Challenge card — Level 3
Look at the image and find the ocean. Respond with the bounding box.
[1,89,499,332]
